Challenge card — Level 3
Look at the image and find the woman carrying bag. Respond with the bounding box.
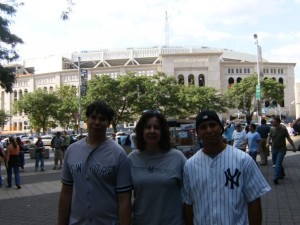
[6,136,21,189]
[35,137,45,172]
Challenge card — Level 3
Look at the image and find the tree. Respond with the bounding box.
[61,0,75,20]
[179,85,227,117]
[0,0,24,92]
[224,75,284,122]
[55,85,78,130]
[0,109,9,129]
[85,74,153,132]
[147,72,183,118]
[13,89,61,134]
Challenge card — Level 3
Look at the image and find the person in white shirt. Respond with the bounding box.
[231,122,247,151]
[183,110,271,225]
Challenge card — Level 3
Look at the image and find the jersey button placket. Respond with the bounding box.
[210,160,218,224]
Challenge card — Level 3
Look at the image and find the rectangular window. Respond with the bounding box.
[236,68,239,73]
[228,68,231,74]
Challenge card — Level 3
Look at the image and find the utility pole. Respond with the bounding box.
[254,34,262,124]
[78,57,82,135]
[165,11,169,46]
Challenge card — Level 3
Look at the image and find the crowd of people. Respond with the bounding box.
[1,99,299,224]
[55,100,300,225]
[0,130,71,189]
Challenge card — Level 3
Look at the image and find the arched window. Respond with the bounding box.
[237,77,242,83]
[19,90,23,99]
[49,86,54,93]
[199,74,205,86]
[44,87,47,92]
[279,77,283,84]
[24,89,28,94]
[228,77,234,88]
[178,74,184,85]
[188,74,194,85]
[264,77,268,80]
[272,77,276,81]
[14,90,17,101]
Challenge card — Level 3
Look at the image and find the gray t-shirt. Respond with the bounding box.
[269,126,289,149]
[61,138,132,225]
[128,149,186,225]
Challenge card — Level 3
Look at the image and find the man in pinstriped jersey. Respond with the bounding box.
[182,110,271,225]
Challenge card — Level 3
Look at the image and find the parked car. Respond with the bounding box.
[21,136,39,153]
[41,135,54,146]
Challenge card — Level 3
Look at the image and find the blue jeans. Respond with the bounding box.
[0,161,2,187]
[249,151,258,162]
[7,165,21,187]
[272,148,286,180]
[35,152,44,169]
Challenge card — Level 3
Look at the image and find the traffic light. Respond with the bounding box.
[264,100,270,108]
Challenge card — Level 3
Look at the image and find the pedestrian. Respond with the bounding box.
[58,100,132,225]
[224,120,235,144]
[35,136,45,171]
[245,123,261,163]
[128,110,186,225]
[266,117,297,185]
[257,118,271,165]
[110,132,119,144]
[231,122,247,151]
[51,132,64,170]
[5,136,22,189]
[0,140,4,188]
[183,110,271,225]
[129,128,137,150]
[16,136,25,170]
[62,130,71,156]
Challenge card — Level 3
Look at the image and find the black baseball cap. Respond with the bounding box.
[195,110,224,134]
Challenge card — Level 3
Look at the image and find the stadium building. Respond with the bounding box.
[0,46,297,133]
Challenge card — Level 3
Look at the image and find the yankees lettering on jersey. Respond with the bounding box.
[70,162,113,176]
[224,168,241,189]
[132,165,175,175]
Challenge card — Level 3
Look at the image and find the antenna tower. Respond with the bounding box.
[165,11,169,46]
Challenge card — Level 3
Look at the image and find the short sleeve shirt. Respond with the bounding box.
[61,138,132,225]
[182,145,271,225]
[269,126,289,149]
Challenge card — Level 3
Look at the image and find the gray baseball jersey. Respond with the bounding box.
[128,149,186,225]
[61,138,132,225]
[183,145,271,225]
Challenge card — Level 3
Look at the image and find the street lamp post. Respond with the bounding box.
[254,34,262,124]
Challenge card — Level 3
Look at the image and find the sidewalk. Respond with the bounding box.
[0,150,300,224]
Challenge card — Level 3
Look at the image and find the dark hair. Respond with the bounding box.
[273,116,281,123]
[250,123,256,130]
[261,119,267,125]
[135,112,171,152]
[16,137,22,145]
[85,100,115,123]
[9,136,17,148]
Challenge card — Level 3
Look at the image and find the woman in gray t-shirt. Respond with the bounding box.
[128,110,186,225]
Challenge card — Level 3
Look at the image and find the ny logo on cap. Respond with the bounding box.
[203,115,208,119]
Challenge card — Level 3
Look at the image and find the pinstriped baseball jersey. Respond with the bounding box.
[182,145,271,225]
[61,138,132,225]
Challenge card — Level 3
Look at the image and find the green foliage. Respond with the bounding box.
[0,109,9,129]
[13,89,61,134]
[55,85,78,130]
[224,75,285,119]
[0,0,24,92]
[179,85,227,116]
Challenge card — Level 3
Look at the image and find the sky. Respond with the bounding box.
[7,0,300,81]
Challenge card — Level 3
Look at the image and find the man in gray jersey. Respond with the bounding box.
[58,101,132,225]
[183,110,271,225]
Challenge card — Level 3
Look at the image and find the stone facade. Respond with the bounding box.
[0,47,297,133]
